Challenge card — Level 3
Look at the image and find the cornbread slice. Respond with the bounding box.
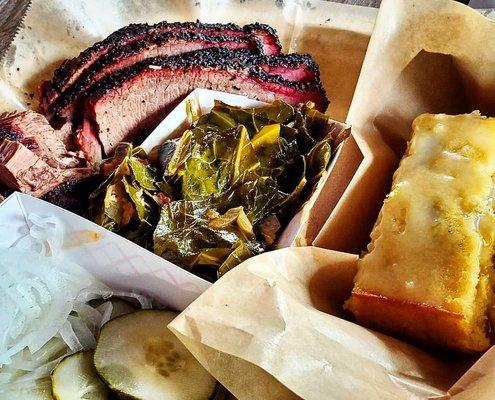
[347,112,495,353]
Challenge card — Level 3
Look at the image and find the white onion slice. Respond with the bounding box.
[98,302,114,329]
[58,321,82,353]
[0,212,154,394]
[68,315,96,350]
[113,290,153,309]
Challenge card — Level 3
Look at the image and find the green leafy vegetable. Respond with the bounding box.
[90,143,165,247]
[153,201,263,270]
[152,100,348,277]
[91,100,349,280]
[218,242,254,277]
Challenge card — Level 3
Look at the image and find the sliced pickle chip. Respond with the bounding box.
[51,351,107,400]
[94,310,217,400]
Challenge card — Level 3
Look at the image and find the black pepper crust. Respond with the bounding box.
[243,22,282,52]
[0,126,22,142]
[49,30,263,117]
[41,176,101,216]
[256,53,320,79]
[86,48,329,110]
[0,126,40,153]
[49,21,281,94]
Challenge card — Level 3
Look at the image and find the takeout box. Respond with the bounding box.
[0,192,210,311]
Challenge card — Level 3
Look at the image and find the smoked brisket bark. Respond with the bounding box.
[50,35,320,122]
[41,175,101,216]
[46,31,262,121]
[82,48,329,156]
[41,21,281,113]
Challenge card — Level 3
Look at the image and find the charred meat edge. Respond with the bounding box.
[44,21,281,102]
[47,30,263,119]
[86,48,328,108]
[82,48,328,156]
[51,44,320,121]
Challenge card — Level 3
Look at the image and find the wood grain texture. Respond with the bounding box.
[0,0,31,60]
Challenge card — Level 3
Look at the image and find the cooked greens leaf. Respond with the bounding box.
[208,206,254,237]
[251,124,280,150]
[95,180,135,230]
[182,157,220,200]
[153,201,262,269]
[91,145,165,245]
[159,130,192,178]
[209,109,236,130]
[307,141,331,183]
[196,247,232,266]
[231,126,260,184]
[128,158,156,191]
[218,241,254,277]
[186,98,200,124]
[92,99,350,279]
[123,177,150,223]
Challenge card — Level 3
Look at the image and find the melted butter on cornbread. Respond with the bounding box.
[348,112,495,353]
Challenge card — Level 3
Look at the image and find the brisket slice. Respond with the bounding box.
[46,31,262,121]
[0,111,92,197]
[75,116,103,165]
[0,111,86,168]
[257,53,318,82]
[0,111,67,165]
[0,140,90,197]
[0,140,56,194]
[41,21,281,112]
[50,36,318,123]
[83,48,329,156]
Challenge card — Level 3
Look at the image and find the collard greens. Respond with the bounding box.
[153,100,349,279]
[91,100,349,280]
[90,143,168,248]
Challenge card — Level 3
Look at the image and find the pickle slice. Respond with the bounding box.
[94,310,217,400]
[51,351,107,400]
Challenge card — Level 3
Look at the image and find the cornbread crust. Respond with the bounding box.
[348,290,487,353]
[348,112,495,353]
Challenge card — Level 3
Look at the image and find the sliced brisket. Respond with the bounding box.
[41,21,281,113]
[41,175,101,216]
[50,42,319,122]
[0,140,63,196]
[0,111,92,196]
[83,48,329,156]
[46,31,262,121]
[257,53,319,82]
[0,111,67,165]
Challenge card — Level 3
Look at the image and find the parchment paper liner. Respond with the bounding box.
[2,0,494,398]
[171,0,495,399]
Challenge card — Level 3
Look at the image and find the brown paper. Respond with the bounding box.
[315,0,495,253]
[0,1,378,398]
[0,0,375,247]
[171,0,495,399]
[170,247,471,400]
